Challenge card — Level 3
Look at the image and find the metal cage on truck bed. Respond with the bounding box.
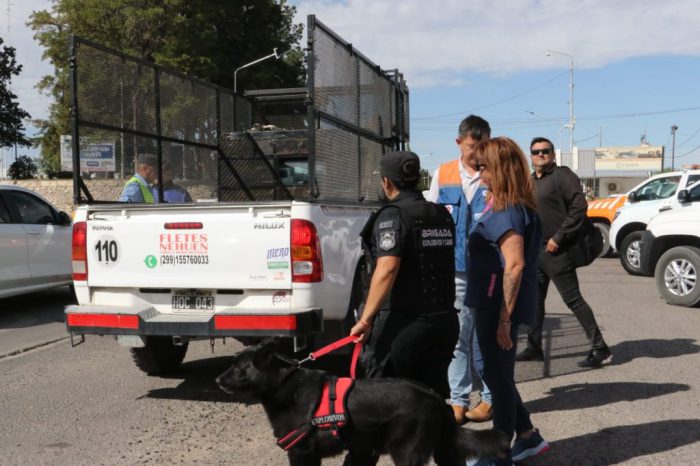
[69,15,409,205]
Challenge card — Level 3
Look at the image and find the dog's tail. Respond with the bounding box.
[458,428,510,461]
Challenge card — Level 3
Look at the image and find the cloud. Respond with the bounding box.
[293,0,700,87]
[1,0,54,122]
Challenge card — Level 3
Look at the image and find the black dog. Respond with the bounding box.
[216,339,508,466]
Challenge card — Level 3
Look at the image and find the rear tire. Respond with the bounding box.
[655,246,700,307]
[593,222,612,258]
[619,231,645,275]
[130,337,188,375]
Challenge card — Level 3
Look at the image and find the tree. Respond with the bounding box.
[28,0,304,177]
[9,155,38,179]
[0,37,31,149]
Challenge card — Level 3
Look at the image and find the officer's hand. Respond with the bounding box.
[497,322,513,351]
[546,238,559,254]
[350,319,372,343]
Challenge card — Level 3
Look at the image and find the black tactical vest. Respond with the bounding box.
[362,193,456,315]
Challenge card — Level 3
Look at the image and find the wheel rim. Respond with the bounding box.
[626,240,641,268]
[664,258,697,297]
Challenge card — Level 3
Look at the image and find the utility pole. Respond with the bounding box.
[546,50,575,154]
[671,124,678,171]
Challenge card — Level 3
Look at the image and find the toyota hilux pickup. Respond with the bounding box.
[64,17,410,374]
[638,180,700,307]
[608,167,700,275]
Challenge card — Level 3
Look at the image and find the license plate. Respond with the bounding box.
[171,294,214,311]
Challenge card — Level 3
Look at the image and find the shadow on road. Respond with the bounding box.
[525,381,690,413]
[143,355,237,403]
[0,286,75,329]
[526,419,700,466]
[608,338,700,364]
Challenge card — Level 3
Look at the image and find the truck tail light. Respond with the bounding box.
[291,219,323,283]
[72,221,88,281]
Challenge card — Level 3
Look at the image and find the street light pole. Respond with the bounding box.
[526,110,564,152]
[546,50,575,154]
[233,48,285,95]
[671,124,678,170]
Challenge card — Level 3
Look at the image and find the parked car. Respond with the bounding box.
[639,181,700,307]
[0,185,73,299]
[608,168,700,275]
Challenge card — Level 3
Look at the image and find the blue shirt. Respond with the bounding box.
[154,184,193,203]
[466,203,542,324]
[118,174,152,203]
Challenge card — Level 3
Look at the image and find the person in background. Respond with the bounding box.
[426,114,493,424]
[517,137,612,368]
[154,162,192,203]
[467,137,549,466]
[118,153,157,203]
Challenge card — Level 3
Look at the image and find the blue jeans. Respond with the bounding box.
[475,307,533,442]
[448,272,492,407]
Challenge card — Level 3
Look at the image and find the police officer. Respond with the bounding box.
[118,152,157,203]
[350,150,459,398]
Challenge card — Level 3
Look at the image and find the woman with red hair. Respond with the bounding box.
[467,137,549,466]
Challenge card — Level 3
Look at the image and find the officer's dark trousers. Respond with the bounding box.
[475,308,533,441]
[526,249,607,353]
[343,310,459,466]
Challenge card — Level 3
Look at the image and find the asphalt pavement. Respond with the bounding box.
[0,258,699,465]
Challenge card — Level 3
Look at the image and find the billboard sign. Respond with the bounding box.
[61,135,116,172]
[594,145,663,171]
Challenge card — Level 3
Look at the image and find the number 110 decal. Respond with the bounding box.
[93,235,121,267]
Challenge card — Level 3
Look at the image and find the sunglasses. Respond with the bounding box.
[531,148,552,156]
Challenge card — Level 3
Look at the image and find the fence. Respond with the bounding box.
[70,15,409,205]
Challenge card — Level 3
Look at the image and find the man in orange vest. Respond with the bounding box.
[426,115,492,424]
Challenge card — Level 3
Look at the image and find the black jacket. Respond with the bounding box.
[532,164,587,247]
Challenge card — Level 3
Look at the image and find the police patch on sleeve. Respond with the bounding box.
[379,231,396,251]
[378,220,394,229]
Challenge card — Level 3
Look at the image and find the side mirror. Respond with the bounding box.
[677,189,690,203]
[627,191,638,202]
[58,211,72,226]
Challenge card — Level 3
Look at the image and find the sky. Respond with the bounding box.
[4,0,700,174]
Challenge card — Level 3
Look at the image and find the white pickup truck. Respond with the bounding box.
[638,181,700,307]
[67,201,370,373]
[64,17,409,374]
[609,167,700,275]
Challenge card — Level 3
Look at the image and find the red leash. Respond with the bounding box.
[297,335,363,379]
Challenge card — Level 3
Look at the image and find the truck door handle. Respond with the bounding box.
[659,206,672,212]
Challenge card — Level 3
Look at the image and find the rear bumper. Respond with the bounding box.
[65,305,323,337]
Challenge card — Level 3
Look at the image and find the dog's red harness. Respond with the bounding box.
[277,337,362,451]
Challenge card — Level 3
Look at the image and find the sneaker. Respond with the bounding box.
[511,429,550,462]
[466,458,514,466]
[577,347,612,368]
[515,347,544,362]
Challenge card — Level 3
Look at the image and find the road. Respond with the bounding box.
[1,258,699,465]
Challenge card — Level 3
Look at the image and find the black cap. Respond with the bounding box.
[380,151,421,183]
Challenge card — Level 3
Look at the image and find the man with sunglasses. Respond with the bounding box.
[519,137,612,368]
[426,115,493,424]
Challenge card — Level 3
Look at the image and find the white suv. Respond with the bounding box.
[609,168,700,275]
[639,181,700,307]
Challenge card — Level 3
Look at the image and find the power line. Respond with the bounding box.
[412,70,568,120]
[674,144,700,159]
[676,126,700,148]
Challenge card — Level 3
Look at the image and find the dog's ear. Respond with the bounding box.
[252,341,276,370]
